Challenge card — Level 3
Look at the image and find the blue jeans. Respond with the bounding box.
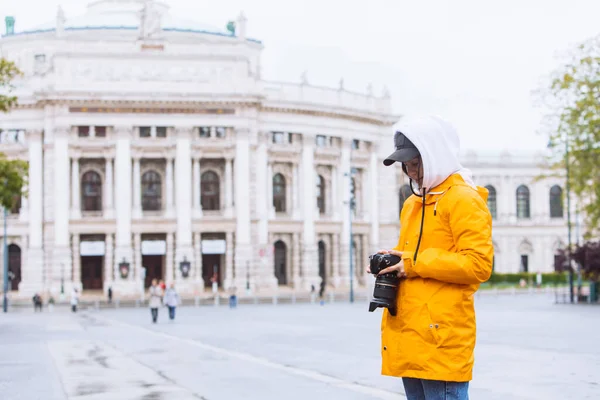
[402,378,469,400]
[168,306,176,320]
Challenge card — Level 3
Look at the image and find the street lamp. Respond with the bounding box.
[565,137,574,304]
[3,207,8,313]
[345,167,357,304]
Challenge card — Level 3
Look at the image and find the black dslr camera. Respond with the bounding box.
[368,253,401,316]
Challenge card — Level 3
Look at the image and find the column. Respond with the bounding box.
[292,163,300,219]
[132,156,142,219]
[20,130,44,294]
[165,157,174,217]
[193,232,203,285]
[70,156,80,219]
[175,128,194,278]
[114,126,133,278]
[71,234,81,289]
[104,234,114,290]
[192,157,202,217]
[255,133,276,289]
[225,231,234,289]
[233,129,252,287]
[18,188,28,222]
[361,234,370,285]
[267,162,275,218]
[52,126,73,289]
[331,165,338,219]
[301,134,319,290]
[369,147,380,251]
[166,232,174,283]
[292,233,302,288]
[104,157,114,218]
[224,157,234,217]
[339,138,352,286]
[133,233,141,282]
[332,233,341,287]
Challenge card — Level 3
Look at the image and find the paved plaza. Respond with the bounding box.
[0,293,598,400]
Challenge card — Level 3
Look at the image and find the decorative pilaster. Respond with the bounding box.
[225,231,234,289]
[233,129,252,290]
[166,156,175,218]
[292,233,301,289]
[134,233,141,282]
[166,232,174,283]
[192,157,202,217]
[267,162,275,218]
[71,234,81,289]
[174,128,194,283]
[331,165,339,219]
[193,232,203,285]
[114,126,134,281]
[19,188,28,222]
[255,133,276,289]
[70,156,80,219]
[105,157,114,218]
[369,147,379,250]
[339,138,352,287]
[104,234,114,291]
[301,133,319,289]
[132,156,142,219]
[224,157,234,217]
[292,162,301,219]
[52,126,72,289]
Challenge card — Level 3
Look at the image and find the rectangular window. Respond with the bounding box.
[316,135,328,147]
[78,126,90,137]
[139,127,151,137]
[199,127,211,138]
[95,126,107,137]
[156,127,167,138]
[520,255,529,273]
[215,127,226,138]
[352,139,360,150]
[272,132,286,144]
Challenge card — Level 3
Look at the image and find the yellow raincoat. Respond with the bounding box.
[380,116,494,382]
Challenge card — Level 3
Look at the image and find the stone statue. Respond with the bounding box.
[139,0,162,39]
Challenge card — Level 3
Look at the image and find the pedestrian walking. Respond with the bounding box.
[32,293,43,312]
[374,115,494,400]
[107,286,113,304]
[163,283,180,320]
[70,288,79,313]
[148,279,163,323]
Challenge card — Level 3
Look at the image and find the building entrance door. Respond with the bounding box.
[81,256,103,290]
[202,254,221,288]
[8,244,21,291]
[142,255,163,288]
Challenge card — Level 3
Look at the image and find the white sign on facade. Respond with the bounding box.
[141,240,166,255]
[202,240,226,255]
[80,241,105,256]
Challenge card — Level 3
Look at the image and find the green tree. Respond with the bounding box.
[539,35,600,239]
[0,58,27,211]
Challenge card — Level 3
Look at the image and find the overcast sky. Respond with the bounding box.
[2,0,599,152]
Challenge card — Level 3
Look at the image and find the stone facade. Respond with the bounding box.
[0,1,569,298]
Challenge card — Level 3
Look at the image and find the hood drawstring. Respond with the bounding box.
[413,187,427,264]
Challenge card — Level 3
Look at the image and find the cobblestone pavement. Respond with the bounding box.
[0,293,598,400]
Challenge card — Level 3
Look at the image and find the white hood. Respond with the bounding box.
[391,115,475,192]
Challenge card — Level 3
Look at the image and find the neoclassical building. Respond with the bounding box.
[0,0,568,298]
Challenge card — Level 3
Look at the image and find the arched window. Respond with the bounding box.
[549,185,563,218]
[201,171,220,210]
[398,184,412,215]
[516,185,530,219]
[141,170,162,211]
[81,171,102,211]
[274,240,287,285]
[316,175,326,214]
[485,185,497,220]
[273,173,286,212]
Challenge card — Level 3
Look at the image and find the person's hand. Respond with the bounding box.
[377,249,406,278]
[366,249,391,274]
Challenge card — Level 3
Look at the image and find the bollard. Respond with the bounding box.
[115,299,120,309]
[95,300,99,311]
[272,295,278,305]
[253,296,258,305]
[291,293,296,304]
[195,296,199,307]
[214,295,220,307]
[135,299,140,308]
[329,292,334,303]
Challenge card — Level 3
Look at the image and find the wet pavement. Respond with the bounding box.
[0,293,598,400]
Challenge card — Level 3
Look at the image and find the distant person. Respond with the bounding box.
[70,288,79,313]
[159,279,166,291]
[148,279,163,323]
[163,283,180,320]
[229,286,237,309]
[107,286,113,304]
[211,272,219,295]
[32,293,43,312]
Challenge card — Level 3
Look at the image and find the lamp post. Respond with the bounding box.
[345,166,357,304]
[3,207,8,313]
[565,137,574,304]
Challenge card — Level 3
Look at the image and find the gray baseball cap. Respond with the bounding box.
[383,131,420,166]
